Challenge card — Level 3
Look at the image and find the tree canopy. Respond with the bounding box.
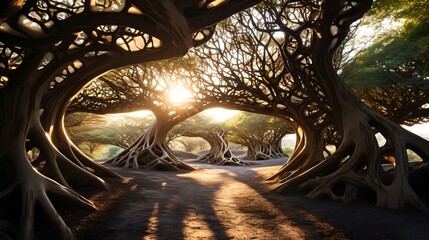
[2,0,429,239]
[227,112,293,160]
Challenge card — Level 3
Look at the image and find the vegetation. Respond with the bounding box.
[1,0,429,239]
[341,0,429,125]
[227,112,293,160]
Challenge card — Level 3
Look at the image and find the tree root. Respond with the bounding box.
[272,109,429,211]
[1,154,96,240]
[196,153,247,166]
[108,144,194,171]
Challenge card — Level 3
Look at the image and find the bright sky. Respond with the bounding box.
[203,108,239,122]
[105,110,153,122]
[402,122,429,138]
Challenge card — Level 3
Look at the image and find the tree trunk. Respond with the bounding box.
[0,85,96,239]
[246,140,287,161]
[48,104,123,179]
[196,130,246,165]
[271,0,429,211]
[245,142,271,160]
[108,118,194,171]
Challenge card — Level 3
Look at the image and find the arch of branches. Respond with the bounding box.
[0,0,261,239]
[71,0,429,214]
[2,0,429,239]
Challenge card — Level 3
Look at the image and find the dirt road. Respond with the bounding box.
[68,158,429,240]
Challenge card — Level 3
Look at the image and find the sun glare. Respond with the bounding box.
[168,86,193,105]
[204,108,239,122]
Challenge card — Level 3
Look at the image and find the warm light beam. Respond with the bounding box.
[168,86,193,105]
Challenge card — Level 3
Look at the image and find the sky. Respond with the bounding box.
[402,122,429,139]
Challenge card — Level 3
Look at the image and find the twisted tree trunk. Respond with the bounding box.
[246,139,287,161]
[0,79,96,239]
[270,0,429,211]
[108,118,194,171]
[195,130,246,165]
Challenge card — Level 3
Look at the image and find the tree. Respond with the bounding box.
[228,112,293,160]
[69,64,213,170]
[65,113,117,158]
[258,0,429,210]
[177,114,246,165]
[170,136,209,153]
[0,0,261,238]
[339,0,429,125]
[353,84,429,126]
[113,117,154,149]
[182,0,429,210]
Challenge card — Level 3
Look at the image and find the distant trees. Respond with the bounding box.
[65,113,117,158]
[177,114,246,165]
[228,112,293,160]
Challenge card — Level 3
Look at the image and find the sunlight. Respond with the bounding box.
[402,122,429,140]
[204,108,239,122]
[143,202,159,240]
[213,176,308,239]
[168,85,193,105]
[104,110,153,122]
[183,209,216,239]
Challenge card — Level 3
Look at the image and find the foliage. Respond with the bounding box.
[342,35,423,86]
[282,146,294,156]
[227,112,293,146]
[65,112,155,156]
[343,0,429,87]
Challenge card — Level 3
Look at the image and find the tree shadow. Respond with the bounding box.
[239,160,429,239]
[70,159,429,239]
[72,166,229,240]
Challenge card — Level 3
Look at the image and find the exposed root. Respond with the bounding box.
[273,106,429,211]
[28,126,108,191]
[196,151,246,166]
[108,143,194,171]
[245,144,287,161]
[1,153,96,240]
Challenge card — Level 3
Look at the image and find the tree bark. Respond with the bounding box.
[108,118,194,171]
[195,130,246,166]
[0,81,96,239]
[270,0,429,211]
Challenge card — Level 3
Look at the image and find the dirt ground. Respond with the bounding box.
[66,158,429,240]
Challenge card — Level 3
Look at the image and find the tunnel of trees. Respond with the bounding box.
[1,0,429,239]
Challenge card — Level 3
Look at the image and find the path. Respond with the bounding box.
[68,158,429,240]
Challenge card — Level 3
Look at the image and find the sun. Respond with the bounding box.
[168,86,193,105]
